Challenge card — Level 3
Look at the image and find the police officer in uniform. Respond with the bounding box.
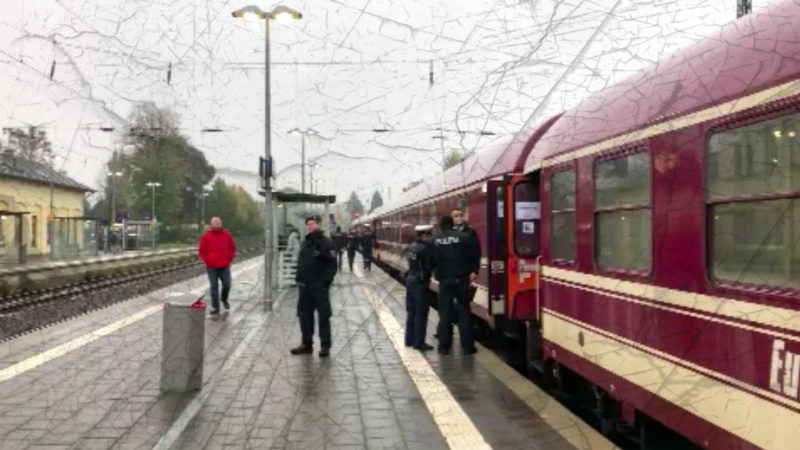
[360,225,375,271]
[331,226,346,272]
[405,225,434,351]
[432,215,480,355]
[452,207,481,265]
[346,230,358,272]
[291,215,338,357]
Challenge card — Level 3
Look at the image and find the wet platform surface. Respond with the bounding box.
[0,256,614,449]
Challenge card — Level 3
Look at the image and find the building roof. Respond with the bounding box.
[0,152,93,192]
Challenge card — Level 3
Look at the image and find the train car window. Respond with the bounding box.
[550,169,575,261]
[513,179,539,257]
[594,151,651,271]
[708,112,800,289]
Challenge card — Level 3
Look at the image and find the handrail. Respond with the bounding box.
[535,255,542,323]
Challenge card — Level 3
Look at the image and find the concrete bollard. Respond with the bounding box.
[160,294,206,392]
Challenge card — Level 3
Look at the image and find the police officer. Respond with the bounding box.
[432,215,480,355]
[452,207,481,264]
[291,215,338,358]
[331,226,346,272]
[405,225,434,351]
[360,225,375,271]
[346,230,358,272]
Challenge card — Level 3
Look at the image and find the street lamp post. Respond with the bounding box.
[107,171,123,223]
[233,4,302,311]
[288,128,317,193]
[309,161,318,194]
[146,181,161,248]
[201,191,210,225]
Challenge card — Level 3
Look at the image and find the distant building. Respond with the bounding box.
[0,150,92,261]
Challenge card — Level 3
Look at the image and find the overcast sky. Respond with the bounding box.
[0,0,761,205]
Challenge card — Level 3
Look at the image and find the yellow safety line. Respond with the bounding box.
[0,303,164,383]
[355,267,492,450]
[474,349,617,450]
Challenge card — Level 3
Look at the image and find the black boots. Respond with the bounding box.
[290,344,330,358]
[290,344,313,355]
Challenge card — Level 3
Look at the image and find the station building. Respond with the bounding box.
[0,150,92,263]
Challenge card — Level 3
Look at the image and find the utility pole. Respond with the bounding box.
[737,0,752,17]
[146,181,161,248]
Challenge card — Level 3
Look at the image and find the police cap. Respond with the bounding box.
[305,215,322,224]
[414,224,433,235]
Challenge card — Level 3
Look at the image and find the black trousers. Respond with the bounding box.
[297,284,332,348]
[405,275,429,348]
[346,249,356,271]
[336,250,344,271]
[206,267,231,310]
[436,278,473,351]
[363,250,373,270]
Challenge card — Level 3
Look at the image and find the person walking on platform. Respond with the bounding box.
[360,225,375,271]
[346,230,358,272]
[431,215,480,355]
[405,225,434,351]
[291,215,338,357]
[198,217,236,315]
[331,226,346,272]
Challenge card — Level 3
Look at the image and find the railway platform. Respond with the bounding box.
[0,256,614,449]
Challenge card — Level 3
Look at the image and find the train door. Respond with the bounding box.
[505,172,540,321]
[486,178,507,322]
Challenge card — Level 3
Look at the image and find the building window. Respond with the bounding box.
[550,169,575,261]
[707,112,800,289]
[31,215,37,247]
[594,151,651,271]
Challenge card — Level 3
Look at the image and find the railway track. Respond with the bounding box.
[0,248,262,341]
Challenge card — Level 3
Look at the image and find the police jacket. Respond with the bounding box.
[346,235,358,251]
[405,238,432,281]
[432,227,479,280]
[331,231,346,251]
[454,223,481,275]
[296,230,337,286]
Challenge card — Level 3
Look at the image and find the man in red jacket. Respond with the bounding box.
[198,217,236,315]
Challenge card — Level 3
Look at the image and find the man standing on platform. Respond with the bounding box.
[452,206,481,265]
[197,217,236,316]
[431,215,479,355]
[346,230,358,272]
[405,225,434,351]
[360,225,375,271]
[291,215,338,357]
[331,226,346,272]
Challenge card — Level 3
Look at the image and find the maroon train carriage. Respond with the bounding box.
[353,2,800,448]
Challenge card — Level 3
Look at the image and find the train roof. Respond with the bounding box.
[367,114,561,219]
[524,0,800,172]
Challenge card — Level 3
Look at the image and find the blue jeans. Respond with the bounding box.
[207,267,231,310]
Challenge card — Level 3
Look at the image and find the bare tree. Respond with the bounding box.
[1,126,53,165]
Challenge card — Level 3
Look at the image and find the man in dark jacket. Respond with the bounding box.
[431,215,479,355]
[346,230,358,272]
[291,215,338,357]
[359,226,375,271]
[198,217,237,315]
[452,207,481,274]
[405,225,434,351]
[330,226,346,272]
